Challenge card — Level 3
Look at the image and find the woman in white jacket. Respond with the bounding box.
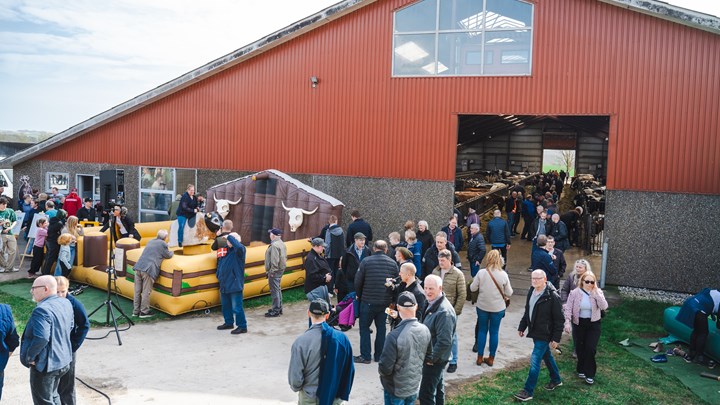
[469,249,513,367]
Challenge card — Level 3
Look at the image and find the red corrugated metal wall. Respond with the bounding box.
[38,0,720,193]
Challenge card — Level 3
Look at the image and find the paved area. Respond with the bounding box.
[1,235,602,405]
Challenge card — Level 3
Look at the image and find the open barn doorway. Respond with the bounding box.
[542,149,576,180]
[454,114,610,277]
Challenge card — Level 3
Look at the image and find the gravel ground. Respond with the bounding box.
[618,286,691,305]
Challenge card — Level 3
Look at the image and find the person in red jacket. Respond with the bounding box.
[63,188,82,217]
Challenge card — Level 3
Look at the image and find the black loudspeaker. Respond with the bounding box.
[99,169,125,207]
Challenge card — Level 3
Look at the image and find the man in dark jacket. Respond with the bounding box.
[336,233,371,302]
[304,238,332,304]
[485,210,511,269]
[521,194,537,241]
[56,276,90,405]
[175,184,199,247]
[213,221,248,334]
[531,235,558,288]
[514,270,564,402]
[549,214,570,251]
[545,236,567,280]
[440,217,463,252]
[76,198,97,222]
[422,232,462,280]
[289,300,355,404]
[466,223,486,277]
[419,274,457,405]
[132,229,174,318]
[1,303,20,401]
[395,263,427,322]
[316,215,345,292]
[354,240,399,364]
[42,209,66,275]
[379,292,431,404]
[560,207,583,247]
[346,210,373,247]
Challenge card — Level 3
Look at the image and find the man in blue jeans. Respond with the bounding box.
[213,221,248,335]
[354,240,399,363]
[514,270,564,402]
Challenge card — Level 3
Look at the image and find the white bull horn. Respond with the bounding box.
[282,201,291,211]
[213,194,219,202]
[228,197,242,205]
[301,207,318,215]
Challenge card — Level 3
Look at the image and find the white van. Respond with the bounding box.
[0,168,13,198]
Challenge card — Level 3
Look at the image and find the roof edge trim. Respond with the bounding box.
[0,0,373,169]
[599,0,720,35]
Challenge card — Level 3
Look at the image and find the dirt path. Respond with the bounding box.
[3,297,536,405]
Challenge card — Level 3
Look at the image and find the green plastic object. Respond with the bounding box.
[663,306,720,362]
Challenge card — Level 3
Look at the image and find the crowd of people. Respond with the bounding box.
[0,176,617,404]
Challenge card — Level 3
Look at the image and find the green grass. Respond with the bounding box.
[1,276,308,333]
[448,298,706,405]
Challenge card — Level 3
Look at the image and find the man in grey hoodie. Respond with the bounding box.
[379,291,431,404]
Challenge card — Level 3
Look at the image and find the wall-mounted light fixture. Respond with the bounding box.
[310,76,318,88]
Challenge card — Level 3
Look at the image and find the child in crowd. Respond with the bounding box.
[57,233,75,278]
[28,218,48,278]
[56,216,83,275]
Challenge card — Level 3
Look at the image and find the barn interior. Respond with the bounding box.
[454,114,609,253]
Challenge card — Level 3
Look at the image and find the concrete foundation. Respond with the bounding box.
[605,190,720,293]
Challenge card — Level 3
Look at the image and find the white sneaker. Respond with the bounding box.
[11,267,19,272]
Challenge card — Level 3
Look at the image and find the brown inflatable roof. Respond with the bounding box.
[205,169,344,244]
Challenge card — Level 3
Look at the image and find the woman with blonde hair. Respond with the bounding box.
[469,249,513,366]
[563,271,608,385]
[561,259,592,303]
[56,216,83,275]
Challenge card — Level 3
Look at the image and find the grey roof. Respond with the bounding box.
[1,0,718,169]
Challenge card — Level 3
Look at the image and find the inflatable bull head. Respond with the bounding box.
[281,202,318,232]
[213,195,242,219]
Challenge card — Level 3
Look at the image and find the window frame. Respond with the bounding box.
[391,0,534,77]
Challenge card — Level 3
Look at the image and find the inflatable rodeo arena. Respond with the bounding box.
[70,170,344,315]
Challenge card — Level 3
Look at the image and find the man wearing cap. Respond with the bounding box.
[315,215,345,293]
[20,275,74,404]
[419,274,457,405]
[265,228,287,317]
[133,229,174,318]
[76,198,97,222]
[305,238,333,304]
[336,232,371,302]
[214,223,248,334]
[354,240,399,364]
[289,299,355,405]
[379,291,431,405]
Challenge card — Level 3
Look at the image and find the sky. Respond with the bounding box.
[0,0,718,133]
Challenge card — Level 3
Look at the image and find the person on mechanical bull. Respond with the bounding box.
[176,184,199,247]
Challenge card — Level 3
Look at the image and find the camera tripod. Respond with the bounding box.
[88,217,134,345]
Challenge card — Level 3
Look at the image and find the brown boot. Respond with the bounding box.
[484,356,495,367]
[476,356,484,366]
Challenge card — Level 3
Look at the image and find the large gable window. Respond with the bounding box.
[393,0,533,76]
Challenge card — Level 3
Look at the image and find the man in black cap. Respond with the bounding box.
[265,228,287,317]
[304,238,332,304]
[379,291,431,404]
[336,232,371,302]
[76,198,97,222]
[289,299,355,405]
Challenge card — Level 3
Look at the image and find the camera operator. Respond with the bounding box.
[100,205,140,241]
